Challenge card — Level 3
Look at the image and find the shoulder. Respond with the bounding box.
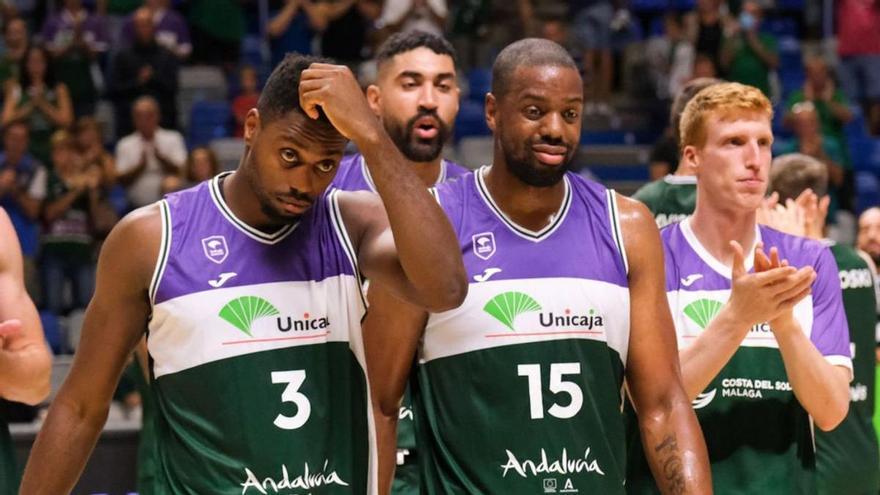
[760,225,828,265]
[444,160,471,179]
[101,203,165,280]
[158,128,185,142]
[116,133,139,148]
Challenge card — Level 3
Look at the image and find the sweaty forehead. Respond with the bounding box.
[505,65,582,102]
[265,112,346,155]
[379,48,456,82]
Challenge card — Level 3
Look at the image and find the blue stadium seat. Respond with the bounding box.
[856,171,880,213]
[850,137,880,172]
[467,68,492,102]
[844,106,868,140]
[454,100,490,141]
[189,101,231,147]
[671,0,696,10]
[40,311,63,354]
[762,17,798,38]
[630,0,669,12]
[587,165,650,182]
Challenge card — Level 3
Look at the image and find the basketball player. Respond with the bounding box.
[333,30,469,192]
[365,39,712,494]
[632,78,720,228]
[331,30,467,495]
[0,208,51,493]
[19,54,466,494]
[763,153,879,495]
[626,83,852,493]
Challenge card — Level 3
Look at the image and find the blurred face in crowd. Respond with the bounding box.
[692,55,717,79]
[133,99,160,139]
[697,0,721,14]
[3,123,29,160]
[687,110,773,213]
[145,0,169,10]
[133,8,155,45]
[541,21,568,46]
[25,47,48,84]
[63,0,82,11]
[858,208,880,265]
[51,141,78,176]
[791,106,820,139]
[5,19,27,51]
[486,64,582,187]
[242,108,346,225]
[805,59,831,92]
[76,123,102,150]
[369,47,459,163]
[742,1,763,27]
[189,147,217,182]
[241,67,259,94]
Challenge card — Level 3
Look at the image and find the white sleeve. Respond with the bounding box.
[163,132,188,169]
[115,138,139,173]
[27,166,48,200]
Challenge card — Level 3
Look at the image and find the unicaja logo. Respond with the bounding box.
[683,299,723,329]
[483,292,542,331]
[219,296,280,336]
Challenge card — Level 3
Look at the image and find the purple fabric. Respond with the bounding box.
[433,170,629,288]
[40,10,109,52]
[331,152,470,192]
[120,9,191,55]
[661,222,851,357]
[155,177,356,304]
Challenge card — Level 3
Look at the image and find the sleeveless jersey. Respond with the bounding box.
[416,167,631,494]
[631,175,696,228]
[815,242,879,494]
[627,218,852,494]
[148,172,374,494]
[332,153,469,193]
[331,151,469,495]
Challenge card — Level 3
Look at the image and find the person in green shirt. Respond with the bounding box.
[633,77,720,227]
[0,18,28,89]
[720,0,778,97]
[764,153,879,495]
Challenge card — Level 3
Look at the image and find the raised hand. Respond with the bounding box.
[0,319,22,348]
[298,63,382,143]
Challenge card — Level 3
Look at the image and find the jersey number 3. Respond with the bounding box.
[518,363,584,419]
[271,370,311,429]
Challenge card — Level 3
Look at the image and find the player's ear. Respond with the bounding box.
[485,93,497,132]
[682,145,699,174]
[244,108,260,146]
[366,84,382,117]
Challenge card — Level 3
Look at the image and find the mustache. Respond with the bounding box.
[406,109,447,134]
[277,188,313,204]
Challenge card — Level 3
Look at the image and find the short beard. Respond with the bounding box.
[387,110,450,163]
[243,159,304,225]
[503,141,573,188]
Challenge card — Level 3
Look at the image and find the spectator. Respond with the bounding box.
[835,0,880,135]
[120,0,191,60]
[378,0,447,37]
[75,116,115,188]
[691,53,717,79]
[109,6,177,139]
[0,17,28,89]
[685,0,726,74]
[1,45,74,165]
[114,95,185,208]
[187,0,243,71]
[857,207,880,268]
[720,0,778,97]
[568,0,619,115]
[0,121,44,297]
[777,102,846,219]
[646,12,695,100]
[161,145,219,193]
[785,56,853,161]
[40,0,108,118]
[231,65,259,138]
[40,130,116,314]
[319,0,383,67]
[266,0,323,67]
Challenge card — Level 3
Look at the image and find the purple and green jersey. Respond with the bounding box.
[627,218,852,494]
[416,167,632,494]
[147,172,374,494]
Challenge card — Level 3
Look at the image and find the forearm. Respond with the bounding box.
[155,153,181,175]
[19,396,110,494]
[774,319,849,430]
[267,4,298,38]
[44,191,82,223]
[116,164,145,187]
[679,306,747,399]
[639,392,712,494]
[13,190,41,220]
[358,134,465,310]
[0,343,51,404]
[827,101,853,123]
[747,36,777,68]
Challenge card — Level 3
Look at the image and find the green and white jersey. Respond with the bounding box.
[147,176,374,494]
[815,242,879,494]
[631,175,696,228]
[0,410,17,494]
[627,219,853,495]
[416,170,632,494]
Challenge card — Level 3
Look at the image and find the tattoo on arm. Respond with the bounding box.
[654,433,686,495]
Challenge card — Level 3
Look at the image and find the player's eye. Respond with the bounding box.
[563,109,580,121]
[437,82,452,92]
[280,149,298,164]
[524,106,542,120]
[315,161,336,173]
[402,80,418,89]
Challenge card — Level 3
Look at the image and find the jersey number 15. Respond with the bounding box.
[518,363,584,419]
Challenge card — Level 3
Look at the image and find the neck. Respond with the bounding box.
[223,169,283,232]
[484,159,566,232]
[408,156,443,188]
[691,195,758,268]
[673,159,696,177]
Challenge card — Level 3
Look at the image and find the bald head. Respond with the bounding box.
[858,207,880,266]
[133,7,155,44]
[491,38,579,98]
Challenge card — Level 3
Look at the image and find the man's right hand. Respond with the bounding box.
[725,240,815,330]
